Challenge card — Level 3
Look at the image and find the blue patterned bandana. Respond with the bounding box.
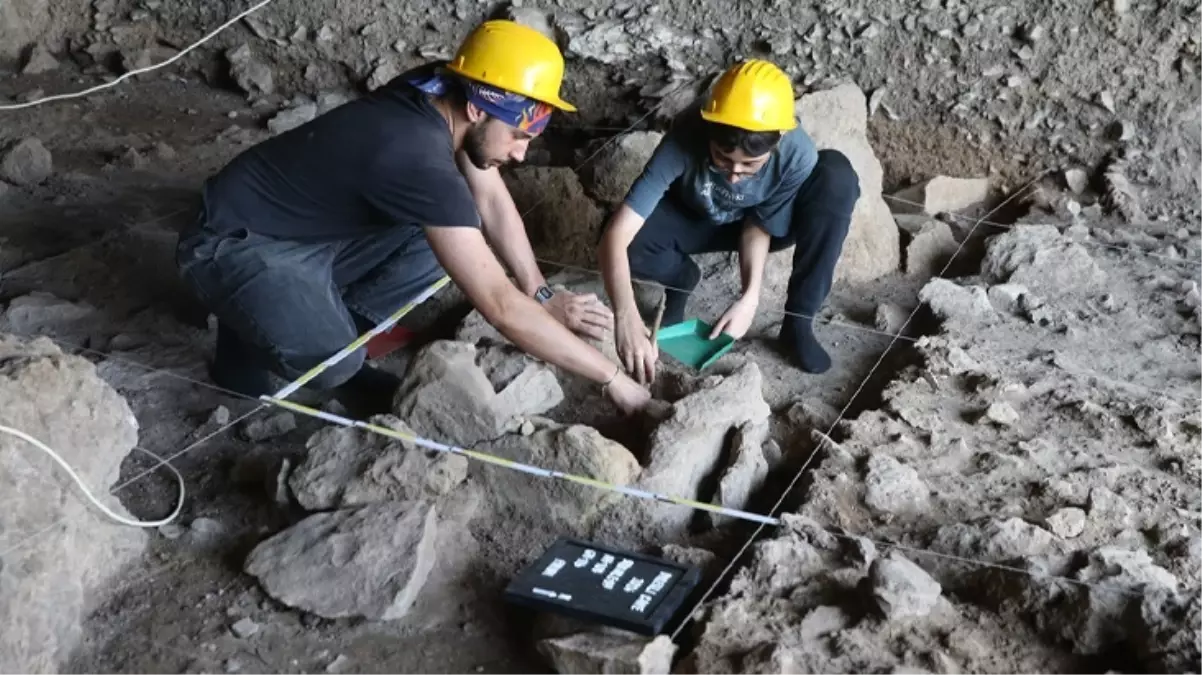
[408,68,553,135]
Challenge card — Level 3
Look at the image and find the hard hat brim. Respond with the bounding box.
[700,108,797,131]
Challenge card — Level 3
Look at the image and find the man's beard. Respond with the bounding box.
[464,121,497,170]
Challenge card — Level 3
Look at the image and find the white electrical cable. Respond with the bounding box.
[0,423,185,528]
[0,0,277,111]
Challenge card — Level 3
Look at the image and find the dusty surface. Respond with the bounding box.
[0,1,1198,673]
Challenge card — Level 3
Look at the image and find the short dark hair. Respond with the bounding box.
[705,121,782,156]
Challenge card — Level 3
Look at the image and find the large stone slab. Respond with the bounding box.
[289,414,468,511]
[0,336,146,672]
[244,501,438,620]
[475,418,641,534]
[392,340,563,446]
[785,84,901,286]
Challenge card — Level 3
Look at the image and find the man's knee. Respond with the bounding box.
[278,346,365,391]
[814,149,861,217]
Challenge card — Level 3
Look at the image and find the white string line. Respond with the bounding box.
[881,193,1202,269]
[534,256,918,343]
[670,174,1048,641]
[0,425,186,528]
[0,0,277,111]
[821,523,1149,600]
[0,405,263,559]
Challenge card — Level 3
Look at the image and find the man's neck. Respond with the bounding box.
[430,95,467,153]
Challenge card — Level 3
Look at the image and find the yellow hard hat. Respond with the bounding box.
[445,20,577,112]
[700,59,797,131]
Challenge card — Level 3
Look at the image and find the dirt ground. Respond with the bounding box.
[0,1,1199,673]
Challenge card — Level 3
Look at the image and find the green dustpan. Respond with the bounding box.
[655,319,736,370]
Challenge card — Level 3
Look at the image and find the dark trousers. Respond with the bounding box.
[176,218,444,390]
[625,149,859,325]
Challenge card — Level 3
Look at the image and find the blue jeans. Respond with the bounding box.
[176,216,444,392]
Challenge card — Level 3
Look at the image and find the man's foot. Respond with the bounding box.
[779,319,832,374]
[333,364,403,418]
[210,323,277,398]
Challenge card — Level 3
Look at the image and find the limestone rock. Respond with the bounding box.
[709,419,770,527]
[366,58,402,91]
[503,166,605,268]
[890,176,991,215]
[0,336,146,672]
[583,131,664,203]
[503,6,566,47]
[244,501,438,620]
[267,102,317,135]
[800,605,852,639]
[290,415,468,510]
[1126,589,1201,673]
[905,220,958,278]
[931,517,1056,562]
[21,43,58,74]
[226,44,274,97]
[241,411,296,442]
[792,84,901,284]
[121,46,176,72]
[1045,507,1086,539]
[875,302,908,334]
[538,632,677,674]
[1,137,53,186]
[865,552,942,619]
[0,292,97,334]
[393,340,563,446]
[982,225,1107,295]
[475,419,640,533]
[986,283,1028,315]
[863,454,929,515]
[919,278,995,324]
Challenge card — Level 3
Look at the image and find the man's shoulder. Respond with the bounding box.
[776,125,817,167]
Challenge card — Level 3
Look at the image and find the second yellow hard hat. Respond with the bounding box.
[701,59,797,132]
[445,20,577,112]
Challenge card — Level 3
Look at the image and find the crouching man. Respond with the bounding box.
[176,20,650,416]
[598,59,861,383]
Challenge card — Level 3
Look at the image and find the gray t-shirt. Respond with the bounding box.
[622,103,819,237]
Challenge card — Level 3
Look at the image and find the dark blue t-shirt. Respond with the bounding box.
[201,62,481,242]
[622,102,819,237]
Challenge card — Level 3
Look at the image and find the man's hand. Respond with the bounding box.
[544,290,614,341]
[710,295,758,340]
[604,371,652,415]
[615,309,658,384]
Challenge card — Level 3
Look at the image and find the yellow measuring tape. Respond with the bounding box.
[265,274,781,528]
[261,396,781,526]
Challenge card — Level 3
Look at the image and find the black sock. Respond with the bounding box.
[661,258,701,327]
[780,318,831,374]
[210,322,276,397]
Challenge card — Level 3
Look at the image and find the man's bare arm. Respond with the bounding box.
[423,223,617,382]
[598,203,648,320]
[456,150,545,296]
[738,218,772,301]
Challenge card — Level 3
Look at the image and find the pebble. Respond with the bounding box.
[1046,507,1087,538]
[985,401,1019,426]
[326,654,350,674]
[241,412,297,442]
[224,658,242,673]
[158,523,185,539]
[1097,90,1116,113]
[866,552,942,619]
[230,617,260,639]
[1063,168,1088,194]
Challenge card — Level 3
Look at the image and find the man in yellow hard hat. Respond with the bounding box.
[599,59,860,382]
[176,20,651,416]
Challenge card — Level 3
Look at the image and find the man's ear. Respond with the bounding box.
[465,101,487,124]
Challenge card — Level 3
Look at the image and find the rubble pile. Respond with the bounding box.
[681,222,1201,672]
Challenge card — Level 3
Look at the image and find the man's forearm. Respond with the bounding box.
[599,229,639,318]
[478,194,546,295]
[491,288,618,383]
[738,219,772,301]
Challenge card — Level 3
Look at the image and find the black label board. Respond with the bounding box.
[503,537,702,635]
